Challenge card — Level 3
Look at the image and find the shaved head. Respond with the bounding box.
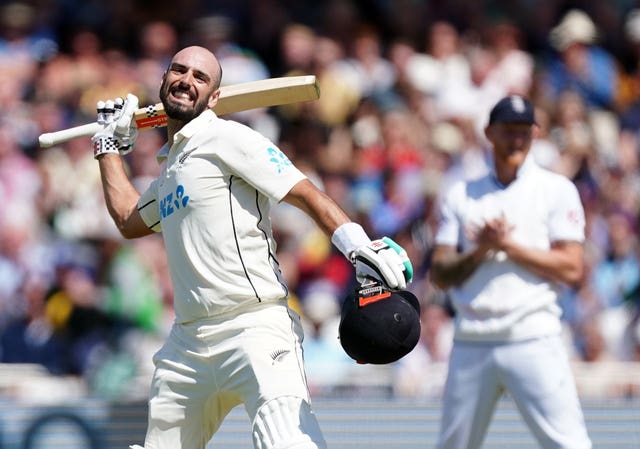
[170,46,223,88]
[160,46,223,122]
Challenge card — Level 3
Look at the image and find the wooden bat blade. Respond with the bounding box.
[38,75,320,148]
[214,75,320,116]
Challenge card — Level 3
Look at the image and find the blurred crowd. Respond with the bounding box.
[1,0,640,400]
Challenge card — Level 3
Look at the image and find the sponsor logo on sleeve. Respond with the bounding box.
[267,147,292,174]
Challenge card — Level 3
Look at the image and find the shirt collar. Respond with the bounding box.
[489,152,537,187]
[174,109,216,142]
[156,109,217,163]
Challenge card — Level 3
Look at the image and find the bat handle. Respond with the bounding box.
[38,122,102,148]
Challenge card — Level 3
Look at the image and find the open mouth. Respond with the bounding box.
[169,87,195,104]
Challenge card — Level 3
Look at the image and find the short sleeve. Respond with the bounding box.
[548,178,585,242]
[137,178,162,232]
[216,121,307,201]
[434,183,462,247]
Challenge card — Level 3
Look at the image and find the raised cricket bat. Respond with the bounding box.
[38,75,320,148]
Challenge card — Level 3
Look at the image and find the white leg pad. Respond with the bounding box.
[129,445,144,449]
[252,396,326,449]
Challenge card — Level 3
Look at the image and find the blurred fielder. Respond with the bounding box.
[91,46,413,449]
[430,95,591,449]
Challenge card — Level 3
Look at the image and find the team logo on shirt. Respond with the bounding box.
[160,184,190,220]
[179,148,197,164]
[267,147,292,173]
[270,349,291,364]
[567,209,583,227]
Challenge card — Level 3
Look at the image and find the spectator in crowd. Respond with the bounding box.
[135,21,179,104]
[482,21,534,98]
[405,21,471,105]
[341,25,396,100]
[278,23,317,77]
[0,1,57,86]
[0,274,67,374]
[102,236,168,333]
[312,34,363,126]
[542,9,619,111]
[469,19,535,127]
[45,248,131,376]
[188,14,270,86]
[590,209,640,310]
[0,122,41,228]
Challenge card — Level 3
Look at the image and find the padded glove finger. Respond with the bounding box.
[103,99,116,124]
[381,237,413,283]
[92,94,138,158]
[114,94,139,152]
[96,101,107,126]
[352,238,412,290]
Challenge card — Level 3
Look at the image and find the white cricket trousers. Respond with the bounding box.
[436,335,592,449]
[140,301,327,449]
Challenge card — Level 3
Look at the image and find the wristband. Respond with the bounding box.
[93,136,120,159]
[93,137,133,159]
[331,222,371,258]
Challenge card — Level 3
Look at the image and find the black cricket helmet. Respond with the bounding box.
[338,282,421,364]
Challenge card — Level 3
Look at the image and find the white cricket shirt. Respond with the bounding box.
[435,156,585,342]
[137,110,307,323]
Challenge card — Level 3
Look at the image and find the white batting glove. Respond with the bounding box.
[332,222,413,290]
[91,94,139,159]
[351,237,413,290]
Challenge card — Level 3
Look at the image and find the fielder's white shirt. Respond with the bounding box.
[435,156,585,342]
[137,110,306,323]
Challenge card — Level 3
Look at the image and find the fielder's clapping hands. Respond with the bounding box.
[91,93,139,159]
[466,213,515,261]
[332,222,414,290]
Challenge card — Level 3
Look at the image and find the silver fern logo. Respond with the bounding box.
[270,349,291,364]
[179,148,197,164]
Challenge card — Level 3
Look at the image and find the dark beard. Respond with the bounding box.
[160,81,210,122]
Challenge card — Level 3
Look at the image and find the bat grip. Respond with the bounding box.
[38,122,102,148]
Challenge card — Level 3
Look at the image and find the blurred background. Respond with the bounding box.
[1,0,640,447]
